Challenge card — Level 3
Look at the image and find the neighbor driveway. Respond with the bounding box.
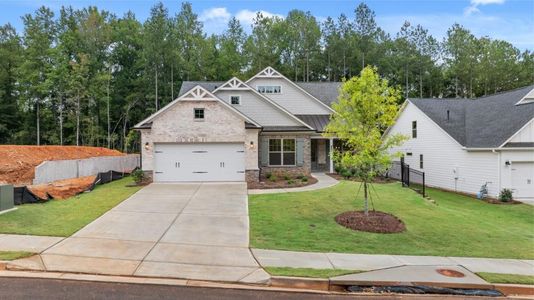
[40,182,268,283]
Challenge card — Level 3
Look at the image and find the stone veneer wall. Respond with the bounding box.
[259,134,311,179]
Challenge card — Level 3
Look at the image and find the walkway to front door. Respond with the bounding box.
[40,182,269,283]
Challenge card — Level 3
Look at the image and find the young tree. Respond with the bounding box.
[324,66,406,215]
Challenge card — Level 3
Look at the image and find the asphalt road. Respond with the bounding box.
[0,277,501,300]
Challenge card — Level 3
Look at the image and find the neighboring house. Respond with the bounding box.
[385,86,534,200]
[134,67,340,183]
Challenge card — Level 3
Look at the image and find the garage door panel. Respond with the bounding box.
[154,143,245,182]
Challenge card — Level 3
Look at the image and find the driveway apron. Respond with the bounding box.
[41,182,269,283]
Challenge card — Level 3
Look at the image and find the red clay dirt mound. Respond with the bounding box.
[28,175,97,200]
[0,145,124,186]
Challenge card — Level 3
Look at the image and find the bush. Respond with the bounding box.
[283,175,291,181]
[301,176,308,182]
[131,169,145,184]
[499,188,513,202]
[269,175,278,182]
[265,172,273,180]
[340,168,352,179]
[296,174,304,179]
[287,179,295,185]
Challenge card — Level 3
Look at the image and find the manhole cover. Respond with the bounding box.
[436,268,465,278]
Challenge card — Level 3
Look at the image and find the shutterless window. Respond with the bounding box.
[420,154,424,169]
[230,95,240,105]
[412,121,417,138]
[194,108,204,120]
[257,85,281,94]
[269,138,296,166]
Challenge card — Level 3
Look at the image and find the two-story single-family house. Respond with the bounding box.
[134,67,340,183]
[384,86,534,200]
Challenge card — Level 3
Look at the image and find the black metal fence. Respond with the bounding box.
[387,157,426,197]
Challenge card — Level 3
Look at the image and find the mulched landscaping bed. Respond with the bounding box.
[326,173,395,183]
[335,210,406,233]
[483,198,522,205]
[248,176,318,189]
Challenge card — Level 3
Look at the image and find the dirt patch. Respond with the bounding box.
[28,176,97,200]
[335,211,406,233]
[248,176,318,189]
[0,145,124,186]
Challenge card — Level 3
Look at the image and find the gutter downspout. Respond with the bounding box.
[493,149,500,198]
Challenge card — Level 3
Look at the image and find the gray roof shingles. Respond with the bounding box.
[410,85,534,148]
[178,81,533,147]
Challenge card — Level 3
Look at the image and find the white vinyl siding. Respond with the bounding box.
[509,118,534,143]
[215,90,303,127]
[247,77,332,115]
[387,102,500,197]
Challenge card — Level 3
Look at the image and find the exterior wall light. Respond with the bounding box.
[505,160,511,166]
[249,141,255,149]
[144,142,150,151]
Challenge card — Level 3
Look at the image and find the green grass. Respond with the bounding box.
[0,177,141,237]
[477,273,534,285]
[265,267,359,278]
[0,251,35,261]
[249,181,534,259]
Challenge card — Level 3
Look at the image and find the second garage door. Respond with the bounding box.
[511,162,534,199]
[153,143,245,182]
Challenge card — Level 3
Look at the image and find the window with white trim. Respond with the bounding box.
[257,85,281,94]
[230,95,240,105]
[269,138,295,166]
[420,154,424,169]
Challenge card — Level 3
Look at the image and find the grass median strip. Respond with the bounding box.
[0,251,35,261]
[0,177,142,237]
[265,267,360,278]
[249,181,534,259]
[477,273,534,285]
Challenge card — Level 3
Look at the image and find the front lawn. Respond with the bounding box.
[249,181,534,259]
[477,273,534,285]
[0,177,141,237]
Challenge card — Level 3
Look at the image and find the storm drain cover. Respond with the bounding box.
[436,268,465,278]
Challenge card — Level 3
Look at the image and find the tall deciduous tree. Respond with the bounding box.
[324,67,406,215]
[0,24,22,143]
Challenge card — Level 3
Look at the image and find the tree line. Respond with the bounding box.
[0,2,532,151]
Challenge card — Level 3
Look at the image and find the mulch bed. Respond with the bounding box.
[248,176,318,189]
[326,173,395,183]
[483,198,522,205]
[335,210,406,233]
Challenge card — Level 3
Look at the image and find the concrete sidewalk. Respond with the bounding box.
[248,173,338,195]
[0,234,63,253]
[252,249,534,276]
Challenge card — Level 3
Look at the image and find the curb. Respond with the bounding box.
[494,284,534,296]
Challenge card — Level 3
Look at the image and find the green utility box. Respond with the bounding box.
[0,184,14,212]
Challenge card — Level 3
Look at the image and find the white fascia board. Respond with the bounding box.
[245,66,335,114]
[497,117,534,149]
[135,85,261,128]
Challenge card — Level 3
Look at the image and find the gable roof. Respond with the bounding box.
[211,77,314,130]
[134,85,261,129]
[246,67,335,113]
[179,81,341,108]
[409,85,534,148]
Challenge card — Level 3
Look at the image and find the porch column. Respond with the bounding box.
[329,137,334,173]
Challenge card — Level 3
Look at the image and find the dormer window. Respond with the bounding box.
[230,95,240,105]
[257,85,281,94]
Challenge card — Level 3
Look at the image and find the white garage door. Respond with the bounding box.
[511,162,534,198]
[154,143,245,182]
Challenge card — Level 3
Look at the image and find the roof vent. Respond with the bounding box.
[446,110,450,121]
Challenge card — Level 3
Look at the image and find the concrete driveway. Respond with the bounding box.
[40,182,269,283]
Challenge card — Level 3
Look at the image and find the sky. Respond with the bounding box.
[1,0,533,51]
